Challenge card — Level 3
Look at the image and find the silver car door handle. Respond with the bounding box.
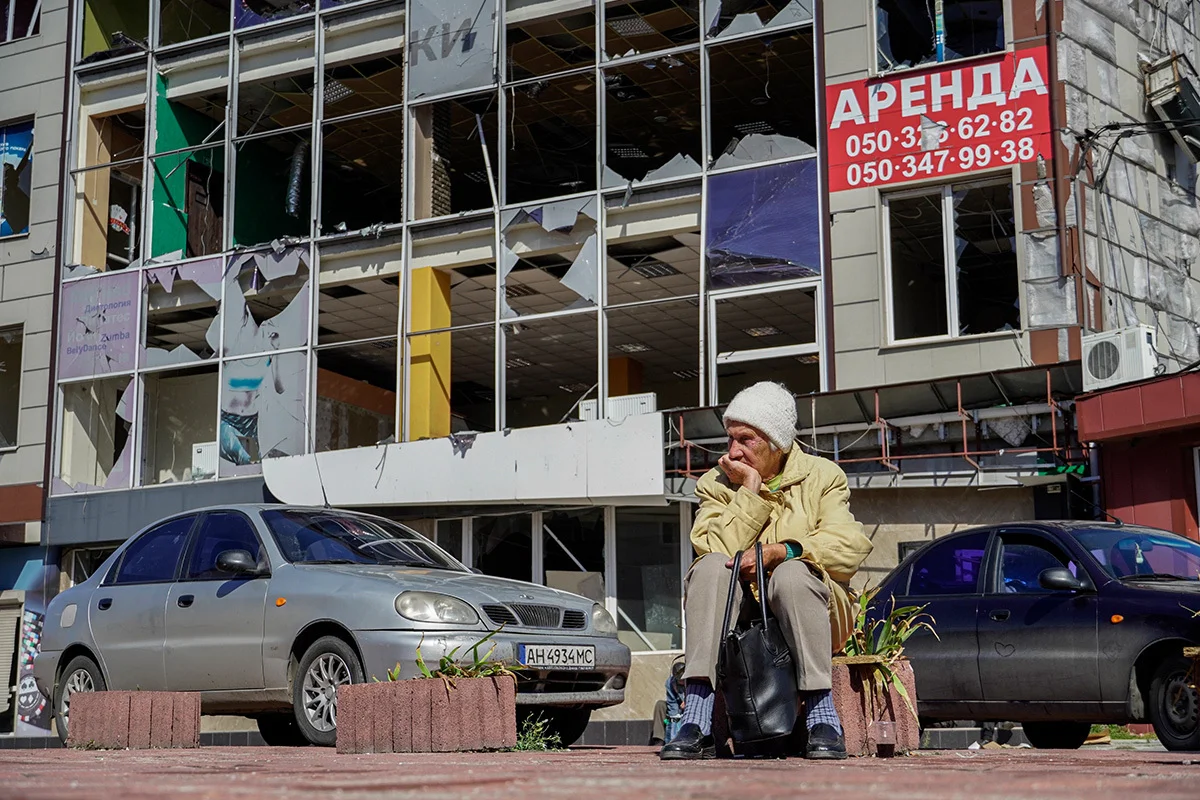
[989,609,1010,621]
[177,594,195,608]
[97,598,112,611]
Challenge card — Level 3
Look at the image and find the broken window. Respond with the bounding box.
[502,312,598,428]
[222,245,311,357]
[543,509,606,602]
[505,1,594,81]
[323,53,404,118]
[0,119,34,238]
[316,340,398,451]
[56,376,134,492]
[502,200,598,317]
[708,29,816,168]
[712,286,819,401]
[473,513,532,582]
[409,220,498,327]
[435,519,465,561]
[142,364,219,484]
[318,275,400,345]
[411,93,499,220]
[235,0,314,30]
[606,300,700,408]
[603,51,702,186]
[877,0,1004,71]
[706,159,821,289]
[58,271,140,379]
[405,325,496,437]
[884,179,1019,341]
[605,0,699,60]
[506,73,597,204]
[233,130,311,246]
[704,0,812,39]
[237,71,315,137]
[320,108,404,235]
[218,350,307,475]
[1,0,40,44]
[159,0,230,47]
[143,256,223,367]
[80,0,150,63]
[616,507,682,651]
[408,0,497,100]
[149,145,225,261]
[716,351,819,402]
[607,230,700,305]
[0,326,22,449]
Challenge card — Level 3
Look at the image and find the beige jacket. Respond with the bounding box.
[689,445,873,651]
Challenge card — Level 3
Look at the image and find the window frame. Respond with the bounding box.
[872,0,1012,77]
[881,172,1020,346]
[0,323,22,451]
[1,0,41,46]
[180,509,272,581]
[0,117,34,240]
[105,513,199,586]
[986,528,1089,595]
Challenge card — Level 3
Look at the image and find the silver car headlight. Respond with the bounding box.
[396,592,479,624]
[591,603,618,636]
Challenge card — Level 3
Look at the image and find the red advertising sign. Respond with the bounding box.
[825,48,1053,192]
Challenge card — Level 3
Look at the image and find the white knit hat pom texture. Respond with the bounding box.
[722,381,797,452]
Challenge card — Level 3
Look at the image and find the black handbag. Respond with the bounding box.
[715,543,798,744]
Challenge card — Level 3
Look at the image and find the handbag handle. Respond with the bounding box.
[718,550,742,654]
[754,542,770,625]
[718,543,772,649]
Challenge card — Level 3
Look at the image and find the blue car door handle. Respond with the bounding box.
[989,609,1010,621]
[97,598,112,611]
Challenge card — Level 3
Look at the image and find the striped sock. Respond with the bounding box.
[804,689,842,734]
[679,680,715,736]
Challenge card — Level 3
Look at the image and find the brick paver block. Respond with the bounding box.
[830,659,920,757]
[69,692,199,750]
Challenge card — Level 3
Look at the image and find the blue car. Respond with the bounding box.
[870,522,1200,750]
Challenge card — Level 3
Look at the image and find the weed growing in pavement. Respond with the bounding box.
[511,713,563,752]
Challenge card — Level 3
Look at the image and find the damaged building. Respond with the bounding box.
[14,0,1200,739]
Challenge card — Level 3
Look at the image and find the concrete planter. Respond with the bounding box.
[831,656,921,757]
[68,691,200,750]
[336,676,517,754]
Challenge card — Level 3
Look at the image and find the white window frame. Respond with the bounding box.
[1,0,40,45]
[872,0,1014,77]
[881,175,1018,346]
[0,324,22,452]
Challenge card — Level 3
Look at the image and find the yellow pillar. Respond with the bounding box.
[408,268,452,439]
[609,356,644,397]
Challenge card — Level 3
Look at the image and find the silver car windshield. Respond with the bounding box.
[262,509,465,570]
[1075,527,1200,581]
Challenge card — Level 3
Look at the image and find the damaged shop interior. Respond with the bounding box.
[55,0,827,492]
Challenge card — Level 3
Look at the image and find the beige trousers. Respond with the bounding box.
[682,552,833,692]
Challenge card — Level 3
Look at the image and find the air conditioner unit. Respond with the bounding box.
[1145,53,1200,163]
[191,441,217,481]
[578,392,657,422]
[1082,325,1159,392]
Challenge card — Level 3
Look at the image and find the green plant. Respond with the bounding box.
[511,713,563,752]
[841,589,938,719]
[385,628,521,692]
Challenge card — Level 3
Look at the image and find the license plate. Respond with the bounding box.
[518,644,596,670]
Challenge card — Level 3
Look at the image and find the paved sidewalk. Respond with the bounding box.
[2,746,1198,799]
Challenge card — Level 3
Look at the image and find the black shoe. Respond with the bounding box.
[805,723,848,760]
[658,723,716,760]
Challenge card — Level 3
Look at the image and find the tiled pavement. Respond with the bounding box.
[1,746,1197,799]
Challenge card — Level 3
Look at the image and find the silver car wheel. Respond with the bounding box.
[302,653,350,732]
[61,668,95,724]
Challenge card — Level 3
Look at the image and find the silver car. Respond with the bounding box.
[34,505,631,746]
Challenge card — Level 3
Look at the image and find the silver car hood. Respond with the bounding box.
[292,564,593,608]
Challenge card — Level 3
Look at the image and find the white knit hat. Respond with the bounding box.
[722,382,797,452]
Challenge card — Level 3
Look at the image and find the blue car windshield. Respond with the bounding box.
[262,509,465,570]
[1075,527,1200,581]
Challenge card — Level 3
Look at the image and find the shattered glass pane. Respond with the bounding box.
[708,29,816,168]
[503,313,598,429]
[706,160,821,289]
[233,130,311,246]
[159,0,231,47]
[218,350,307,476]
[154,79,226,153]
[888,191,949,340]
[56,377,134,492]
[716,351,819,403]
[505,2,594,81]
[142,365,219,485]
[942,0,1005,62]
[502,200,598,316]
[235,0,315,30]
[237,72,315,136]
[316,340,398,451]
[412,93,499,220]
[543,509,605,601]
[474,514,532,582]
[606,301,700,408]
[604,0,700,60]
[607,230,701,305]
[58,271,140,379]
[143,257,223,368]
[318,275,401,345]
[406,325,496,436]
[704,0,812,39]
[714,287,817,354]
[71,162,146,273]
[321,108,404,235]
[149,146,225,261]
[408,0,498,100]
[506,73,596,204]
[953,181,1020,335]
[80,0,149,64]
[222,246,312,357]
[322,53,404,119]
[603,52,702,185]
[84,109,145,165]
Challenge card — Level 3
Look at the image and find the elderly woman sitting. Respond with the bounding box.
[659,382,873,760]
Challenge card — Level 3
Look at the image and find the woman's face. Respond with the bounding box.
[725,422,784,478]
